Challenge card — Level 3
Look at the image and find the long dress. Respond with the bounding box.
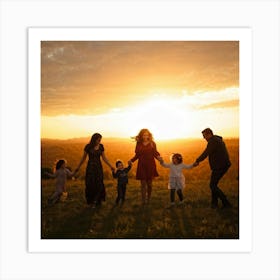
[131,141,160,180]
[84,143,105,205]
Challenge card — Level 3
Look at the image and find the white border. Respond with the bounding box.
[28,27,252,253]
[1,1,279,279]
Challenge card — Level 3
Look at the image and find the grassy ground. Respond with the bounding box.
[41,138,239,239]
[41,177,239,239]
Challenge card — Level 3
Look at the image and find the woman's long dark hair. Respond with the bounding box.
[85,133,102,153]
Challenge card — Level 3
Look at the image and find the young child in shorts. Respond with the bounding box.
[159,153,194,207]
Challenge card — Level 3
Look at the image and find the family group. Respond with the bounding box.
[45,128,232,209]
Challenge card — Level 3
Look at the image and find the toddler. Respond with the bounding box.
[112,160,132,205]
[159,153,194,207]
[45,159,75,204]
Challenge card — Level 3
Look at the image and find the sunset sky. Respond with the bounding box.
[41,41,239,140]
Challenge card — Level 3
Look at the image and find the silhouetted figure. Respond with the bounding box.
[194,128,232,209]
[45,159,75,204]
[159,153,195,208]
[75,133,114,208]
[129,129,161,205]
[112,160,132,205]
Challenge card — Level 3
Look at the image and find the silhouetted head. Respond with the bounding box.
[115,160,124,169]
[89,133,102,146]
[202,128,213,141]
[55,159,66,170]
[135,128,154,143]
[171,153,183,165]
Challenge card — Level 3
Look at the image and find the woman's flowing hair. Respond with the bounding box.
[133,128,154,143]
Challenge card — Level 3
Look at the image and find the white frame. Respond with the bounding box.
[28,27,252,253]
[1,1,279,279]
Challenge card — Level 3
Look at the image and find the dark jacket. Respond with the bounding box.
[112,165,131,186]
[196,135,231,170]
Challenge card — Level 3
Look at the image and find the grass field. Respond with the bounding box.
[41,138,239,239]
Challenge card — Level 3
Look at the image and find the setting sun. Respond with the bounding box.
[41,41,239,140]
[41,88,239,140]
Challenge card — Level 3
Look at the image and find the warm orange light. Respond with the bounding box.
[41,88,239,140]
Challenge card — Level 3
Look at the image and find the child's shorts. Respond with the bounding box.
[168,176,185,190]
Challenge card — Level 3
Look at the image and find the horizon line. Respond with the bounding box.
[41,136,239,141]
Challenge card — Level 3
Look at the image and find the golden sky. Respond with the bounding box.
[41,41,239,140]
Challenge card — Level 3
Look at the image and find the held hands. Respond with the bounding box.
[157,156,164,163]
[193,161,199,167]
[72,169,79,179]
[128,160,133,166]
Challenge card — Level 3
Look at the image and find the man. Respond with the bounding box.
[194,128,232,209]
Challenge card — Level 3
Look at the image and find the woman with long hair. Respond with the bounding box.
[75,133,114,208]
[129,128,161,205]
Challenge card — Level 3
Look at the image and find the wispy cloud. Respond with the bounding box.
[41,41,239,116]
[198,99,239,110]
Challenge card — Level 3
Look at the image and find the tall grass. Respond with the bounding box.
[41,138,239,239]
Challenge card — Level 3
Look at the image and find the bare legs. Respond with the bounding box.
[140,180,152,204]
[140,180,146,204]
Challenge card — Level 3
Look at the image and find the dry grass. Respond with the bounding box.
[41,138,239,239]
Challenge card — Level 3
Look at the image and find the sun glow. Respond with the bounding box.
[123,96,195,140]
[41,89,239,140]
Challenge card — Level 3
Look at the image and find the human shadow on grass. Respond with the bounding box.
[216,205,239,239]
[164,206,196,238]
[93,204,127,238]
[44,206,95,239]
[123,204,153,238]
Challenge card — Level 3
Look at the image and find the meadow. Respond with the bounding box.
[41,137,239,239]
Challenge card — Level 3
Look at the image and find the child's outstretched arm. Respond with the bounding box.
[193,161,199,167]
[112,169,118,178]
[66,168,76,178]
[124,164,132,173]
[45,172,56,178]
[182,163,194,169]
[156,156,163,162]
[159,159,171,168]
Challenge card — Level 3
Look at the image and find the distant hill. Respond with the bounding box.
[41,137,134,144]
[41,136,238,144]
[41,137,239,181]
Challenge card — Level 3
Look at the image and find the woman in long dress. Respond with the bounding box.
[129,129,161,205]
[75,133,114,208]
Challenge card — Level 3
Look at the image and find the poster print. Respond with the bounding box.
[28,28,252,252]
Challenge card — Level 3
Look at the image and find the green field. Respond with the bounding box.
[41,138,239,239]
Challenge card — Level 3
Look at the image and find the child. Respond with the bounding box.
[45,159,75,205]
[159,153,194,207]
[112,160,132,205]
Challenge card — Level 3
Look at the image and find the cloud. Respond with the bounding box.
[41,41,239,116]
[198,99,239,110]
